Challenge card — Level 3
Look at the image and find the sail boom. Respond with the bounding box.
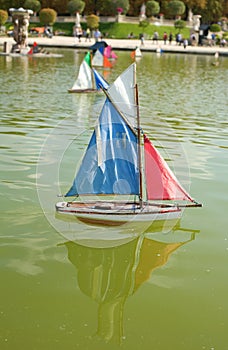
[147,201,202,208]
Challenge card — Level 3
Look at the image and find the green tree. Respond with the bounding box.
[200,0,223,22]
[67,0,85,15]
[10,0,25,8]
[86,13,99,29]
[40,1,57,7]
[146,1,160,17]
[183,0,206,9]
[168,1,186,18]
[82,0,94,14]
[174,18,186,31]
[96,0,129,16]
[210,23,221,32]
[128,0,143,16]
[39,7,57,25]
[0,1,11,10]
[0,9,8,26]
[183,0,227,22]
[51,0,68,14]
[116,0,130,14]
[24,0,41,14]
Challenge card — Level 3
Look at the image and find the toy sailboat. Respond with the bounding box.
[89,41,113,68]
[104,45,118,60]
[131,47,142,59]
[56,63,201,225]
[68,52,109,93]
[92,49,113,69]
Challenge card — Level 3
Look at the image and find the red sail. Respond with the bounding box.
[144,135,193,201]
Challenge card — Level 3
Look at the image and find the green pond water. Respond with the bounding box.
[0,49,228,350]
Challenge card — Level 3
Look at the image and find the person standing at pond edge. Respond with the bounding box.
[169,32,173,45]
[94,29,101,42]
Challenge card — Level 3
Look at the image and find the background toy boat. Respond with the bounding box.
[68,52,109,93]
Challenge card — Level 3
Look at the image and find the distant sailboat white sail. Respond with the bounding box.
[92,49,113,69]
[135,47,142,57]
[57,63,201,225]
[130,47,142,60]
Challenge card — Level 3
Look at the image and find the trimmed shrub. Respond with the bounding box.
[146,1,160,18]
[39,8,57,25]
[168,1,185,18]
[0,9,8,26]
[67,0,85,15]
[210,23,221,33]
[174,19,186,32]
[86,14,99,30]
[24,0,41,14]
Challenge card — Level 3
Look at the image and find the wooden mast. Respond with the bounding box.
[90,51,96,90]
[135,80,143,207]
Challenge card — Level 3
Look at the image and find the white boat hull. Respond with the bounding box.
[55,201,182,226]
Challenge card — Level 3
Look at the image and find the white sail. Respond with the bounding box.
[71,60,94,91]
[92,49,104,67]
[135,47,142,57]
[107,63,137,127]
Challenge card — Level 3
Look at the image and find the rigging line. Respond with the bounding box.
[100,85,137,135]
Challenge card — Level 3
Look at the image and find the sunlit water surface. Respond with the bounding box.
[0,49,228,350]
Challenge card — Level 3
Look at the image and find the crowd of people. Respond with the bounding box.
[73,26,102,42]
[26,23,227,49]
[71,25,227,49]
[128,30,227,49]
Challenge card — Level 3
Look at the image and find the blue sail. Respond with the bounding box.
[93,68,109,90]
[65,99,139,197]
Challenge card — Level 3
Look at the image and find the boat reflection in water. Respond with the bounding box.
[60,224,199,344]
